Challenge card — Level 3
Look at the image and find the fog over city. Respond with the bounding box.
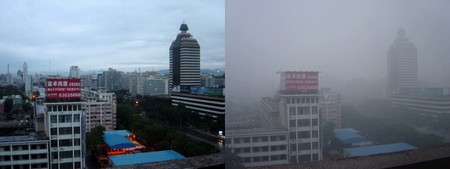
[0,0,224,74]
[226,0,450,118]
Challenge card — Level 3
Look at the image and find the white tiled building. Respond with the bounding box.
[45,102,85,169]
[0,135,49,169]
[82,88,117,131]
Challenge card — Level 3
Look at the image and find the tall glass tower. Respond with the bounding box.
[169,22,201,93]
[387,28,418,95]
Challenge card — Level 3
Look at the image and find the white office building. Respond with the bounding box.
[45,102,85,169]
[0,135,49,169]
[82,88,117,132]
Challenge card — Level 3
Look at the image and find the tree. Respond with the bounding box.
[86,125,106,152]
[323,122,336,147]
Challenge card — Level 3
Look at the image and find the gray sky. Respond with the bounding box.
[0,0,224,74]
[226,0,450,103]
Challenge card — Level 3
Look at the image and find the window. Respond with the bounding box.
[59,139,72,147]
[243,148,250,153]
[74,150,80,157]
[4,146,10,151]
[59,115,72,123]
[299,155,310,162]
[312,142,319,149]
[299,143,310,151]
[243,138,250,143]
[252,137,260,142]
[262,156,269,161]
[289,120,296,128]
[312,130,318,138]
[298,119,310,127]
[312,119,318,126]
[290,143,297,151]
[289,106,296,115]
[312,106,318,114]
[261,136,268,142]
[298,131,310,138]
[262,146,268,152]
[270,145,278,151]
[59,127,72,135]
[22,145,28,150]
[280,135,286,141]
[52,152,58,159]
[313,154,319,161]
[51,128,57,135]
[290,155,297,163]
[74,127,80,134]
[60,151,73,158]
[74,139,80,146]
[270,136,277,141]
[74,114,80,122]
[234,148,241,153]
[50,115,57,123]
[51,140,58,147]
[290,132,296,139]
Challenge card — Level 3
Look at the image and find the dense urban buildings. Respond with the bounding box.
[69,66,80,78]
[390,87,450,114]
[82,88,117,132]
[386,28,418,95]
[227,71,323,167]
[319,88,342,128]
[0,135,49,169]
[169,22,201,92]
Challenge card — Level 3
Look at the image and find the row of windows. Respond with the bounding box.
[52,150,81,159]
[50,114,81,123]
[290,142,319,151]
[290,130,319,139]
[289,106,319,115]
[290,154,319,163]
[0,163,47,169]
[289,119,319,128]
[47,105,82,112]
[51,139,80,147]
[286,97,319,104]
[52,161,81,169]
[0,153,47,161]
[50,127,81,135]
[1,144,46,151]
[232,135,287,144]
[242,155,288,163]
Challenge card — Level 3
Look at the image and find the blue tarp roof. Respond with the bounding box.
[344,142,417,157]
[109,150,185,166]
[105,130,132,137]
[104,130,135,149]
[334,128,368,144]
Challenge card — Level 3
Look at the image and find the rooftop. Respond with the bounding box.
[344,143,417,157]
[0,135,41,143]
[334,128,369,144]
[104,130,135,149]
[109,150,185,166]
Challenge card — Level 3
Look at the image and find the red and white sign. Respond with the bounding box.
[46,78,81,99]
[281,71,319,93]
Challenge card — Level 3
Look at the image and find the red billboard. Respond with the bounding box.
[46,78,81,99]
[281,71,319,93]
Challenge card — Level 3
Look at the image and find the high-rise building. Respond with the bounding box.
[70,66,80,78]
[23,62,32,94]
[320,88,342,128]
[82,88,117,132]
[45,102,85,169]
[227,71,322,167]
[169,22,201,92]
[387,28,418,95]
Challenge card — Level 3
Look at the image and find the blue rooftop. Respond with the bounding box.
[334,128,368,144]
[109,150,185,166]
[104,130,135,149]
[344,143,417,157]
[105,130,132,137]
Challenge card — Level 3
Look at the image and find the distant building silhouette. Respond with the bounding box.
[387,28,418,95]
[169,22,200,93]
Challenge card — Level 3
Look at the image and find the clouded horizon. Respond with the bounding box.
[0,0,224,74]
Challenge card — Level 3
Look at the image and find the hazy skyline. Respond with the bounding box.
[226,0,450,103]
[0,0,224,74]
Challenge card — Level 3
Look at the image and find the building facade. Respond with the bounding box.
[69,66,80,78]
[0,135,49,169]
[391,87,450,114]
[82,88,117,131]
[387,28,418,95]
[45,102,85,169]
[319,88,342,128]
[169,22,201,92]
[171,93,224,119]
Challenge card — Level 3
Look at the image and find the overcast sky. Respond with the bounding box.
[226,0,450,103]
[0,0,224,74]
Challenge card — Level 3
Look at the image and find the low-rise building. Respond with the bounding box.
[0,135,49,169]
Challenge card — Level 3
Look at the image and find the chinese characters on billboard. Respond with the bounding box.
[46,78,81,99]
[281,71,319,94]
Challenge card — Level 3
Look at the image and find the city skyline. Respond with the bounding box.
[0,0,224,74]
